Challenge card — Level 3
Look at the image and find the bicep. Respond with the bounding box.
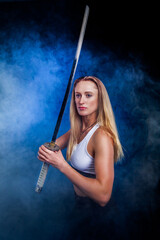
[55,130,70,150]
[94,132,114,192]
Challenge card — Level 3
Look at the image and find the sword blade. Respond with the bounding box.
[52,5,89,142]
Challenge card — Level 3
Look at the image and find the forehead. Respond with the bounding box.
[75,80,98,92]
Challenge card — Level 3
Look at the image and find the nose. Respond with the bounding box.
[79,95,85,104]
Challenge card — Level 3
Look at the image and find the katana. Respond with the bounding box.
[35,5,90,193]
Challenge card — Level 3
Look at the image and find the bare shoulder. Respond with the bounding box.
[92,126,114,157]
[93,127,114,147]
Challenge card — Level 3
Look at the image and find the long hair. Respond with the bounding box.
[66,76,124,162]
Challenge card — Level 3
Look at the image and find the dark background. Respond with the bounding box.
[0,0,159,79]
[0,0,159,240]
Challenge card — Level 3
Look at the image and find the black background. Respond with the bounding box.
[0,0,159,81]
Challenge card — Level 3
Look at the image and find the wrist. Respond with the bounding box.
[59,159,68,173]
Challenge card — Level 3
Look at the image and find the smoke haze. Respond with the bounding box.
[0,1,159,239]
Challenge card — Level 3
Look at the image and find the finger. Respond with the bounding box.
[38,151,49,162]
[38,146,50,159]
[37,155,47,163]
[41,145,53,154]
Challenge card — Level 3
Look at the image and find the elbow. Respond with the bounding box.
[98,192,111,207]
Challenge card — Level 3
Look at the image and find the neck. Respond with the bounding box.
[81,113,97,131]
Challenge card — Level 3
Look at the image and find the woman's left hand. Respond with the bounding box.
[37,145,67,172]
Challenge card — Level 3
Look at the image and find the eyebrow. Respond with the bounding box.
[75,91,94,94]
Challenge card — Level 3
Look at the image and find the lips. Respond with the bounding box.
[79,107,87,110]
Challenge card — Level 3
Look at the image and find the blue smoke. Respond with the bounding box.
[0,3,160,240]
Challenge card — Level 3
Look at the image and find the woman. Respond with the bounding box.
[38,76,124,207]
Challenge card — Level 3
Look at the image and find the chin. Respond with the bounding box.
[78,112,88,116]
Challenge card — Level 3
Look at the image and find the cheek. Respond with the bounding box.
[75,99,78,107]
[89,97,98,109]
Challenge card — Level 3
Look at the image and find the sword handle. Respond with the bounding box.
[35,162,49,193]
[35,142,60,193]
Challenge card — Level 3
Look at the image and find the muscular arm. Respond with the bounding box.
[61,128,114,206]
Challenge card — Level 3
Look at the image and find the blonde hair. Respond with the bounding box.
[66,76,124,162]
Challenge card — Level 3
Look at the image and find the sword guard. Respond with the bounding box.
[44,141,60,151]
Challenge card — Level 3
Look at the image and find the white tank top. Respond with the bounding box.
[70,123,100,174]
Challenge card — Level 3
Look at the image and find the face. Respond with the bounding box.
[74,80,98,118]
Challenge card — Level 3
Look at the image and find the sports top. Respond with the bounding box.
[70,123,100,175]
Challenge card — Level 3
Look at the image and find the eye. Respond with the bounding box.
[75,94,81,98]
[86,94,92,98]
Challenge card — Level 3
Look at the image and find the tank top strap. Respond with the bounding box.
[85,123,100,144]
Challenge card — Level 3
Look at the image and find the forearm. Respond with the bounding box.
[61,162,109,206]
[55,130,70,150]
